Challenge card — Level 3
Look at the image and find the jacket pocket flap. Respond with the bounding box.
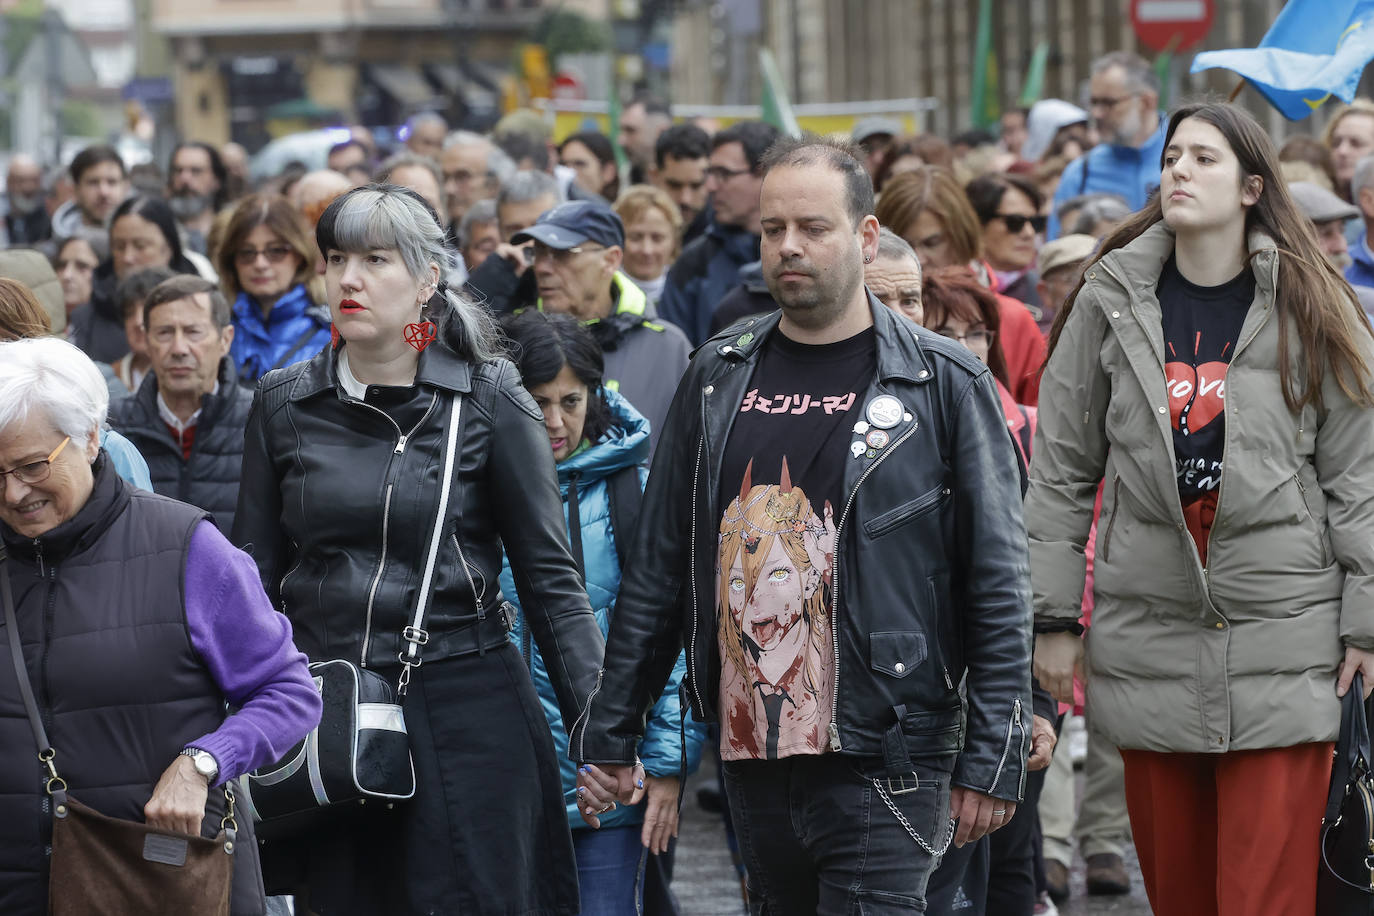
[870,631,926,677]
[863,485,951,538]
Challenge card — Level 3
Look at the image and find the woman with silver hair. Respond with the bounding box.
[0,336,321,913]
[232,184,605,915]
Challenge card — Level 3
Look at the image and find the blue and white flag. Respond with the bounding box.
[1191,0,1374,120]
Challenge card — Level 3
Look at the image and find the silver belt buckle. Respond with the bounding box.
[884,771,922,796]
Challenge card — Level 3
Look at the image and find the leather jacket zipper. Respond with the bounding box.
[829,415,920,751]
[350,392,439,666]
[687,434,707,717]
[572,668,604,762]
[992,696,1023,795]
[452,533,483,620]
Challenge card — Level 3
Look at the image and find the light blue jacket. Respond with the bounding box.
[501,390,706,831]
[1048,117,1168,239]
[100,429,152,491]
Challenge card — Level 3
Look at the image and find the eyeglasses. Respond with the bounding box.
[994,214,1046,234]
[234,245,295,266]
[705,165,753,183]
[1088,95,1135,110]
[0,437,70,486]
[937,328,994,346]
[529,243,606,264]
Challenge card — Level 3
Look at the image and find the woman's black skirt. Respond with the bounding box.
[258,641,578,915]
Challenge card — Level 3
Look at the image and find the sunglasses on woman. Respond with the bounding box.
[994,214,1047,234]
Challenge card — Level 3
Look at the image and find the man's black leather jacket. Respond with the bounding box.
[570,297,1033,801]
[232,341,605,728]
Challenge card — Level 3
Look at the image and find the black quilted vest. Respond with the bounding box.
[0,455,264,914]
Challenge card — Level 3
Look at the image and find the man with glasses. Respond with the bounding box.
[1047,51,1165,239]
[657,120,781,347]
[440,131,515,231]
[507,200,690,454]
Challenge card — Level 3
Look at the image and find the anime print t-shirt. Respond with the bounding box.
[715,327,876,760]
[1158,256,1253,561]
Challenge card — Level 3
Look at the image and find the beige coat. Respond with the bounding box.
[1026,223,1374,753]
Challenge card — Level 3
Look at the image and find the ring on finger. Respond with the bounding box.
[992,809,1007,816]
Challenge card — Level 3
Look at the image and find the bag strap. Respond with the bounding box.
[2,547,69,806]
[1325,672,1371,825]
[268,306,332,373]
[397,392,463,694]
[607,465,643,570]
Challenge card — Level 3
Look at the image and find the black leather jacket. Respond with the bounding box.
[232,341,604,727]
[570,297,1033,801]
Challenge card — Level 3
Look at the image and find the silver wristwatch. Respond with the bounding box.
[179,747,219,784]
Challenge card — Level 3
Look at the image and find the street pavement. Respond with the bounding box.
[672,757,1152,915]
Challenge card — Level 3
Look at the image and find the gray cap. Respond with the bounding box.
[851,116,902,144]
[1288,181,1359,224]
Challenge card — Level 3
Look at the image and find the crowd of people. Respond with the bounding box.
[2,44,1374,916]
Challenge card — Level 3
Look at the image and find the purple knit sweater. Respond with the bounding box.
[182,521,321,785]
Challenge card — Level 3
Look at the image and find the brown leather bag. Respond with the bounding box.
[2,548,237,916]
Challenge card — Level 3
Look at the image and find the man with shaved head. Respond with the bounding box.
[5,154,51,246]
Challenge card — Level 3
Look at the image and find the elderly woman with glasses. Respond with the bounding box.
[216,192,331,385]
[0,336,321,914]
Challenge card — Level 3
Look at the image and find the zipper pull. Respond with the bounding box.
[828,722,842,751]
[395,434,407,455]
[33,540,44,579]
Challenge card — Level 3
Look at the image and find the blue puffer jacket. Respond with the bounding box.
[229,283,332,385]
[502,389,706,831]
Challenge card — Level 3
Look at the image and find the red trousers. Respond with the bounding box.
[1120,743,1333,916]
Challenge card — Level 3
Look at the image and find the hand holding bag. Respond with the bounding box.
[2,547,238,916]
[1318,672,1374,914]
[242,393,463,829]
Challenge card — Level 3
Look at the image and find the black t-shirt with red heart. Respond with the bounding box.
[1158,256,1254,559]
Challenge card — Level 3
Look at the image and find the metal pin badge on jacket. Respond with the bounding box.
[853,420,870,435]
[865,396,903,430]
[865,429,890,450]
[850,441,867,458]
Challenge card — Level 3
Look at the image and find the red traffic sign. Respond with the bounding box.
[1130,0,1214,53]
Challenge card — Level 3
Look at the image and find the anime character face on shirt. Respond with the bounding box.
[717,458,836,758]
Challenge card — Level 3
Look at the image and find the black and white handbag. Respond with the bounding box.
[241,394,462,829]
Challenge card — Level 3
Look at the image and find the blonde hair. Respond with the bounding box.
[716,466,830,696]
[613,185,683,259]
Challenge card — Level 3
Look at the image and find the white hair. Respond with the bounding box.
[0,337,109,448]
[1352,153,1374,200]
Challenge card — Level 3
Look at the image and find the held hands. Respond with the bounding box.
[1033,632,1084,706]
[1028,714,1057,771]
[1336,646,1374,699]
[949,786,1017,848]
[144,755,210,836]
[575,761,645,829]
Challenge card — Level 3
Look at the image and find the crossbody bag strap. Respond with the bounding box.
[2,548,68,805]
[397,392,463,695]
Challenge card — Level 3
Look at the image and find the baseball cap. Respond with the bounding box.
[1288,181,1360,224]
[1037,233,1098,277]
[852,116,902,145]
[510,200,625,250]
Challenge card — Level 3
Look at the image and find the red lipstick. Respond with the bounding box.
[339,299,364,313]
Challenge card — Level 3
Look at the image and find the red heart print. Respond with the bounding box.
[1165,360,1228,432]
[404,321,437,353]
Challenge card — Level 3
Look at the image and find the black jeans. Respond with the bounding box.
[722,754,952,914]
[924,765,1048,915]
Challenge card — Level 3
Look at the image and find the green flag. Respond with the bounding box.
[608,84,629,178]
[759,48,801,138]
[970,0,999,128]
[1019,41,1049,108]
[1154,36,1180,109]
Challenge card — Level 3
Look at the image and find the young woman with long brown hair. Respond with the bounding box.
[1028,101,1374,916]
